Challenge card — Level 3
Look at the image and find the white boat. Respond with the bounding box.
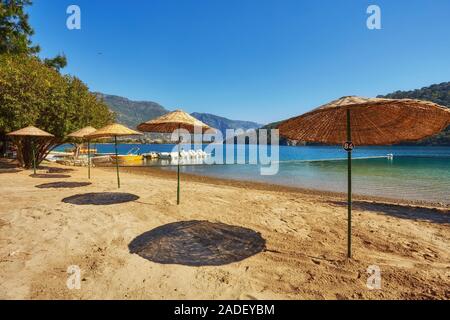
[142,152,159,159]
[147,150,211,160]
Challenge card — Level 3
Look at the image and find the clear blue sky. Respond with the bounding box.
[29,0,450,124]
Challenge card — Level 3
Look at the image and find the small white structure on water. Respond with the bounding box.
[153,150,210,160]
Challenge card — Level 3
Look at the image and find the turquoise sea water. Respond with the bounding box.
[55,144,450,204]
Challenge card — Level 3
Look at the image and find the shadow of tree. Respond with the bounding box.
[0,158,19,168]
[0,168,22,174]
[30,174,72,179]
[0,159,21,173]
[36,182,92,189]
[330,201,450,224]
[62,192,139,205]
[129,220,266,266]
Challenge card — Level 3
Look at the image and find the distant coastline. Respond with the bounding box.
[97,82,450,147]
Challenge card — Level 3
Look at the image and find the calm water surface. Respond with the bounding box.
[55,144,450,204]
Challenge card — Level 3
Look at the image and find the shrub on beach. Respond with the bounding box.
[0,54,114,168]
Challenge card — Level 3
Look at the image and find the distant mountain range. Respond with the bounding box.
[378,82,450,109]
[97,81,450,145]
[95,93,262,134]
[95,93,168,129]
[191,112,262,134]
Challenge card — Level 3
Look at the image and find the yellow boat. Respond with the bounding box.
[110,147,143,164]
[79,148,97,155]
[110,154,143,163]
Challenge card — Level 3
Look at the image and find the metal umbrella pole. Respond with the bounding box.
[345,109,353,259]
[87,139,91,179]
[177,124,181,205]
[114,136,120,188]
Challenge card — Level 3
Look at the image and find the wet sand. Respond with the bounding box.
[0,160,449,299]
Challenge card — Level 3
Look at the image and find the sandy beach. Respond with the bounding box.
[0,160,449,300]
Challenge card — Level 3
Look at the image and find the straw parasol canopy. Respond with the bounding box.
[277,96,450,145]
[67,126,97,139]
[85,123,142,188]
[86,123,143,139]
[7,126,54,174]
[137,110,215,205]
[137,109,214,133]
[7,125,54,138]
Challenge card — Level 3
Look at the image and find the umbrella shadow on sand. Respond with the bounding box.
[129,220,266,266]
[36,182,92,189]
[62,192,139,205]
[30,173,72,179]
[330,201,450,224]
[44,167,75,173]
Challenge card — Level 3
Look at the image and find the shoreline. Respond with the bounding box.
[106,165,450,209]
[2,157,449,208]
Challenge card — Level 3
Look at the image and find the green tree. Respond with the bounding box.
[0,0,67,68]
[0,54,114,168]
[43,54,67,71]
[0,0,39,54]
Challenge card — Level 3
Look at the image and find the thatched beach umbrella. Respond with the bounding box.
[137,109,214,205]
[68,126,97,179]
[86,123,142,188]
[7,126,54,174]
[277,96,450,258]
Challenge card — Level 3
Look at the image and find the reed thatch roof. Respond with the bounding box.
[277,96,450,145]
[86,123,143,139]
[137,109,215,133]
[7,126,54,137]
[67,126,97,139]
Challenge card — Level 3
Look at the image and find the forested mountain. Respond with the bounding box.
[378,82,450,145]
[191,112,262,135]
[96,93,263,134]
[95,93,168,128]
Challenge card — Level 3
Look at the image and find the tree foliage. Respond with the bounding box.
[0,0,67,69]
[0,0,39,54]
[43,54,67,71]
[380,82,450,108]
[0,54,114,167]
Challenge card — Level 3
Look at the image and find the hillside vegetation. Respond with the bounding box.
[191,112,262,135]
[96,93,262,134]
[95,93,168,129]
[378,82,450,145]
